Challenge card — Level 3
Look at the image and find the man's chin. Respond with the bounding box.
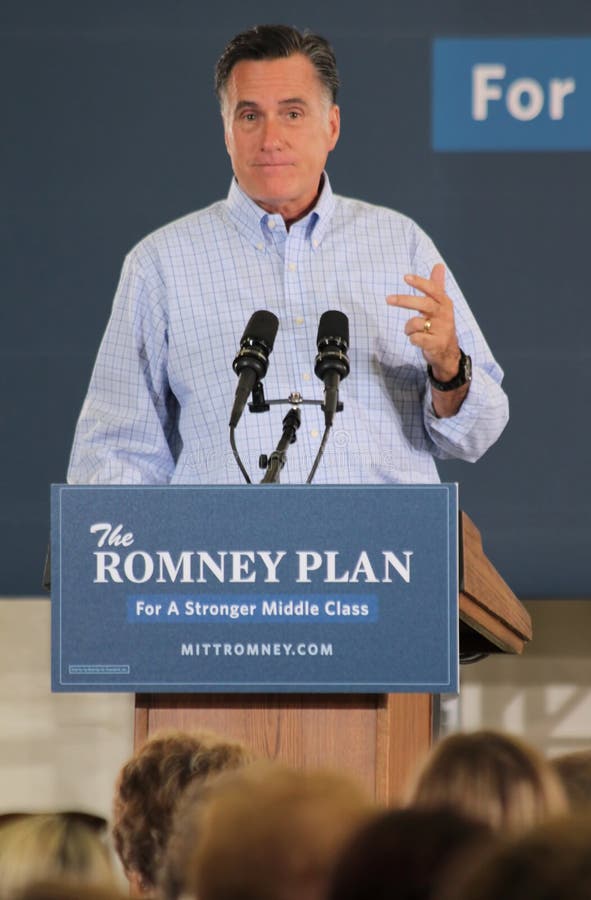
[237,174,317,219]
[250,187,300,214]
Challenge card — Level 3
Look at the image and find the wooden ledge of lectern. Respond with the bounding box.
[135,511,532,803]
[459,512,532,656]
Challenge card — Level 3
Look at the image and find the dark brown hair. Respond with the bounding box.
[452,815,591,900]
[112,729,253,890]
[328,807,496,900]
[215,25,339,105]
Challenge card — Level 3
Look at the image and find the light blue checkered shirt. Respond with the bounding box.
[67,174,508,486]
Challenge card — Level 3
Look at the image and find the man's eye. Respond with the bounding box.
[287,110,302,119]
[241,112,257,121]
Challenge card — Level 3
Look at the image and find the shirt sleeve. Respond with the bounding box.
[410,227,509,462]
[67,249,179,484]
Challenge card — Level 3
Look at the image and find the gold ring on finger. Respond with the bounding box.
[423,318,432,333]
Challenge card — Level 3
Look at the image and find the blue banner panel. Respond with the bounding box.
[51,485,458,693]
[432,37,591,151]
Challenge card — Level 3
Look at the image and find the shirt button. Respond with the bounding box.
[288,262,297,272]
[303,372,311,381]
[311,429,319,439]
[294,317,304,326]
[312,239,319,248]
[268,220,276,230]
[256,243,264,251]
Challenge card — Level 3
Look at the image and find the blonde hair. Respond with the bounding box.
[551,749,591,812]
[16,881,128,900]
[0,814,116,900]
[189,762,373,900]
[406,730,568,833]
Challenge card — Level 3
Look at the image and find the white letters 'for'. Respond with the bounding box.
[472,64,575,121]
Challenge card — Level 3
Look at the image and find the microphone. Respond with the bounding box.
[314,311,350,427]
[229,310,279,428]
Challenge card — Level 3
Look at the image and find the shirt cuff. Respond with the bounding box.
[422,366,508,461]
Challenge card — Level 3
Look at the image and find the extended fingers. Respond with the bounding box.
[386,293,438,316]
[386,263,459,365]
[386,265,447,311]
[404,271,446,303]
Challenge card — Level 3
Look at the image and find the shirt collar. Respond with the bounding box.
[224,173,337,250]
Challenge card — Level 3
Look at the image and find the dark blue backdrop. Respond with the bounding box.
[2,0,589,597]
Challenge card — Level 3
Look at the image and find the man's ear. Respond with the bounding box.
[328,104,341,151]
[222,112,232,156]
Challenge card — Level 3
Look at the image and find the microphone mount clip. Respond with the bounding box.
[259,407,302,484]
[248,384,343,415]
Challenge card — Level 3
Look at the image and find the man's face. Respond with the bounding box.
[222,54,340,223]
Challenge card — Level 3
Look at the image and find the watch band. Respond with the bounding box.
[427,349,472,392]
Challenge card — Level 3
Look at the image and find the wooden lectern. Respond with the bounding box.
[134,512,532,802]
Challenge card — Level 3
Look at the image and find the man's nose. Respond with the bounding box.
[260,118,284,150]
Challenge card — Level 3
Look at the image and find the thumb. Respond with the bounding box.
[431,262,446,292]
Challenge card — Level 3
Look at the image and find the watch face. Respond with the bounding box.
[464,354,472,382]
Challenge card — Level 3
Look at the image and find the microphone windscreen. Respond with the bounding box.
[242,310,279,350]
[317,310,349,348]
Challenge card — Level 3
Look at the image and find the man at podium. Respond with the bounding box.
[67,24,508,487]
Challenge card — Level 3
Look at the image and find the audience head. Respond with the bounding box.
[551,748,591,812]
[15,882,129,900]
[187,761,373,900]
[451,814,591,900]
[159,771,229,900]
[0,812,116,900]
[328,806,496,900]
[406,729,568,833]
[112,729,254,895]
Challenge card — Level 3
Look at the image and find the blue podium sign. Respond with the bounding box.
[51,485,458,693]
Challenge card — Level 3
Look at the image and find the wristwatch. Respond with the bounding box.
[427,349,472,392]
